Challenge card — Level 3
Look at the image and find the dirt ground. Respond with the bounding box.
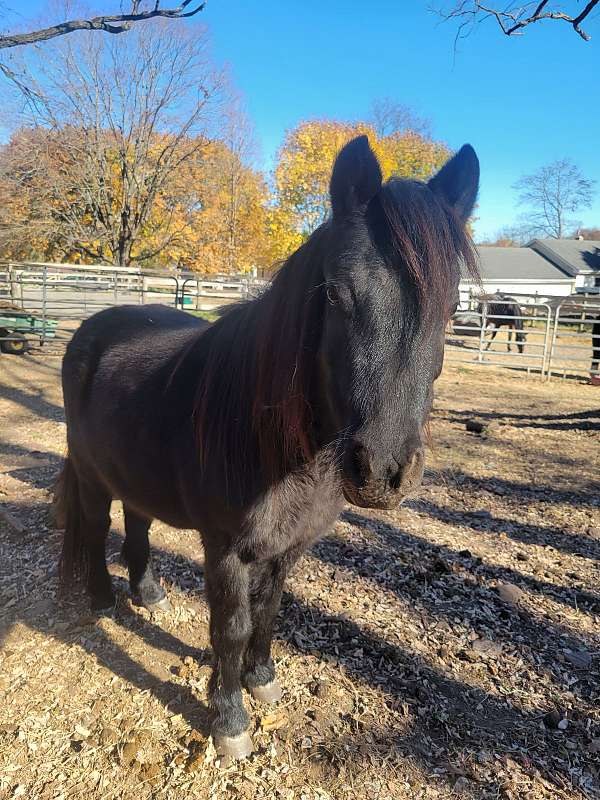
[0,352,599,800]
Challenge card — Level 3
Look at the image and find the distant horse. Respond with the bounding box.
[54,136,479,758]
[478,293,526,353]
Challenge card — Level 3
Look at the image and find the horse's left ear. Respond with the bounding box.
[428,144,479,223]
[330,135,383,220]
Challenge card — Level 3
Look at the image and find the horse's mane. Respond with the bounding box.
[192,176,478,498]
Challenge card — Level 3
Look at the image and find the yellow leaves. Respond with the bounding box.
[270,120,451,263]
[260,711,289,732]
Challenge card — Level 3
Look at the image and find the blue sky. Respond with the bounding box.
[15,2,600,239]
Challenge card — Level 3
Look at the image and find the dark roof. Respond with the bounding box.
[471,247,572,282]
[528,239,600,277]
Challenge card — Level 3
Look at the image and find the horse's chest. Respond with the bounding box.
[242,478,343,561]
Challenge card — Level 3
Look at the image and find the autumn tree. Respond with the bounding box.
[513,159,596,239]
[478,235,519,247]
[167,136,271,273]
[270,119,451,259]
[216,103,271,273]
[0,19,228,266]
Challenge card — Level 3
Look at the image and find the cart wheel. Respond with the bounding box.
[1,333,29,355]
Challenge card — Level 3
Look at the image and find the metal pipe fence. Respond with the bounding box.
[0,261,266,354]
[1,262,599,382]
[446,292,600,381]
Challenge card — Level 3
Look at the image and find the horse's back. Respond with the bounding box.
[65,303,203,361]
[63,304,205,406]
[61,305,208,522]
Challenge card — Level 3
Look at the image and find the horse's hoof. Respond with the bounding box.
[213,731,253,759]
[248,679,282,704]
[145,595,172,613]
[90,593,116,613]
[91,601,115,615]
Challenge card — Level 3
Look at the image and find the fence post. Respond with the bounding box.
[547,303,562,382]
[477,302,487,363]
[42,265,48,344]
[8,263,17,306]
[540,304,551,380]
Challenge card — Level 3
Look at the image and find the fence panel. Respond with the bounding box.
[0,261,265,354]
[547,297,600,381]
[1,262,598,382]
[445,297,553,378]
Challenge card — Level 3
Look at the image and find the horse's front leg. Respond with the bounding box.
[244,545,304,703]
[204,548,253,758]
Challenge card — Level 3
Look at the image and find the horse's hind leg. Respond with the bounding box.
[507,326,513,352]
[79,478,114,612]
[122,506,170,612]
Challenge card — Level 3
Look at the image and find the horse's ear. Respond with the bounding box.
[428,144,479,224]
[330,135,383,220]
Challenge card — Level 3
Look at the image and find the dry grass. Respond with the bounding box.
[0,353,598,799]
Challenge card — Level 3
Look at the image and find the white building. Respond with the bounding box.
[460,238,600,307]
[528,238,600,293]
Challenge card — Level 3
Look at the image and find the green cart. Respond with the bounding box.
[0,306,59,355]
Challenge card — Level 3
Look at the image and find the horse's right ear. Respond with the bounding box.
[428,144,479,223]
[330,135,383,221]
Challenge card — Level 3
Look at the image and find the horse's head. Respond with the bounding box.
[317,136,479,509]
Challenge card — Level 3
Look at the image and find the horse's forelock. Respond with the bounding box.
[375,179,478,321]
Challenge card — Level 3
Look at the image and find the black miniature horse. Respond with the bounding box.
[55,136,479,758]
[478,294,526,353]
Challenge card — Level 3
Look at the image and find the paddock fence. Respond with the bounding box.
[0,261,599,382]
[446,292,600,381]
[0,261,265,355]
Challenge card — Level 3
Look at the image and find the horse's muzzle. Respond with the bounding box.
[341,443,424,510]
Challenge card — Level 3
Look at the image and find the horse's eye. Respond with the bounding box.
[326,285,338,306]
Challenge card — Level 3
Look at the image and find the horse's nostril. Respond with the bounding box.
[390,449,424,493]
[389,469,402,491]
[349,443,372,485]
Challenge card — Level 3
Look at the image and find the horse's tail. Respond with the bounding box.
[54,456,87,587]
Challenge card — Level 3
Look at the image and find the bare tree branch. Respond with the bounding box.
[0,1,206,50]
[435,1,600,41]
